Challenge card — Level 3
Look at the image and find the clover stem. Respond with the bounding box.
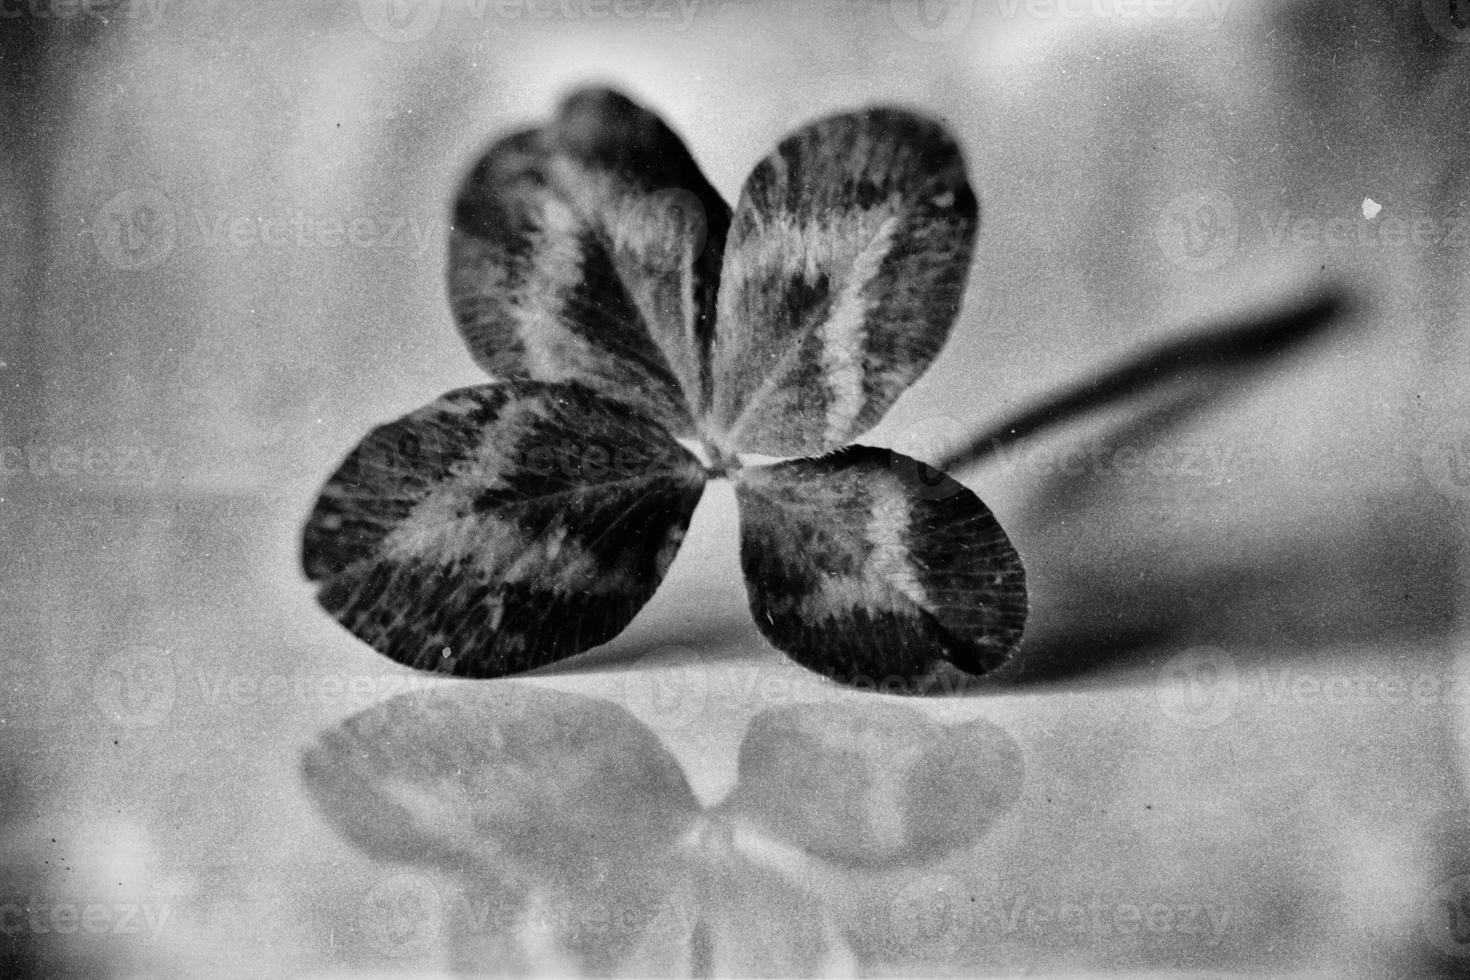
[937,290,1350,473]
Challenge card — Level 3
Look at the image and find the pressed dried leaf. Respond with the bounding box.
[302,381,705,677]
[449,87,730,437]
[709,108,978,456]
[734,446,1026,688]
[314,89,1014,690]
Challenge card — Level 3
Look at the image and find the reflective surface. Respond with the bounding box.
[2,2,1468,976]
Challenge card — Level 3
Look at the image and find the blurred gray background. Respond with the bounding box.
[2,0,1469,976]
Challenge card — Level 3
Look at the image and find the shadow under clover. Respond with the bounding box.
[300,683,1023,976]
[936,289,1464,686]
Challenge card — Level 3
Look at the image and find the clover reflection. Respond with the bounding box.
[301,683,1023,976]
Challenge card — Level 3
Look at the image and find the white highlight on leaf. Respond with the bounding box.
[523,197,592,380]
[790,479,935,622]
[376,398,631,597]
[820,214,902,445]
[716,204,902,448]
[375,397,540,563]
[865,487,931,613]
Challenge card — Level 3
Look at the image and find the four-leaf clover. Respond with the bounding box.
[302,87,1027,690]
